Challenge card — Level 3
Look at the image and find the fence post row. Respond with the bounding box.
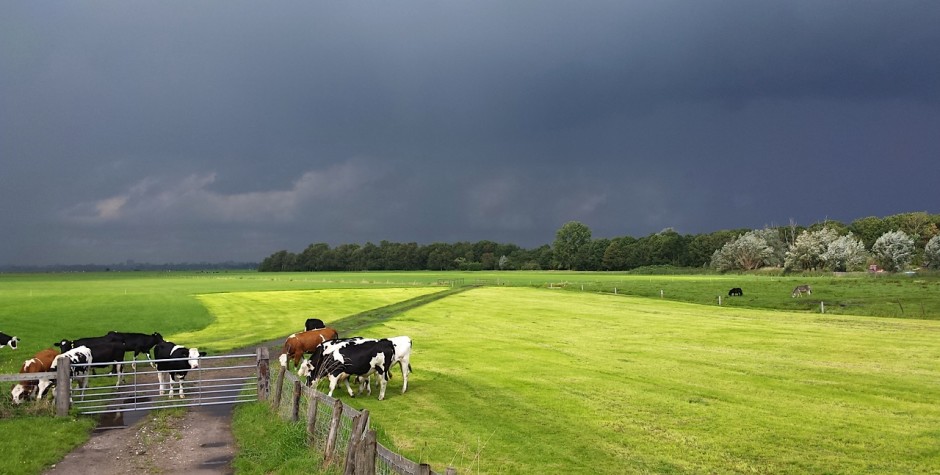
[306,389,319,445]
[266,356,460,474]
[291,380,302,422]
[256,346,270,402]
[55,355,71,417]
[324,398,344,463]
[344,409,369,475]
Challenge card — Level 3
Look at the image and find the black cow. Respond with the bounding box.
[305,318,326,331]
[152,341,207,398]
[54,335,126,381]
[107,331,163,369]
[0,331,18,350]
[299,338,395,400]
[728,287,743,297]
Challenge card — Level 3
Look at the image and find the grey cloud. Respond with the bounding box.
[2,1,939,265]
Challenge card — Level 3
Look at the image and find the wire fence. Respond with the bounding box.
[270,364,456,475]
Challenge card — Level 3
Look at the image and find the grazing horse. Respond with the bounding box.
[791,284,812,297]
[728,288,743,297]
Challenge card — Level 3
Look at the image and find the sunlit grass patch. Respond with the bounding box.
[345,287,940,474]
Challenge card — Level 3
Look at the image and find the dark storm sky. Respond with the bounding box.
[2,1,938,265]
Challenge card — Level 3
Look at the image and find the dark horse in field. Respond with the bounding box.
[728,287,743,297]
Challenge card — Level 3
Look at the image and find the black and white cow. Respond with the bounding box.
[728,287,743,297]
[1,331,19,350]
[107,331,163,369]
[48,346,94,399]
[299,338,395,400]
[305,318,326,332]
[54,335,126,382]
[152,341,206,398]
[337,336,413,395]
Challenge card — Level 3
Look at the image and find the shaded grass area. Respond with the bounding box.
[231,402,339,475]
[0,397,96,475]
[343,287,940,474]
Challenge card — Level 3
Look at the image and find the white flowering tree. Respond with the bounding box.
[923,235,940,269]
[871,230,915,272]
[821,233,869,271]
[710,230,776,271]
[785,227,839,271]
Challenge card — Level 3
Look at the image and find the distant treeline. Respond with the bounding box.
[0,261,258,273]
[260,212,940,272]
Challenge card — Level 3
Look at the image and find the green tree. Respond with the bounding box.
[710,230,775,271]
[872,230,915,272]
[552,221,592,270]
[924,236,940,270]
[821,233,868,272]
[785,227,839,271]
[849,216,889,250]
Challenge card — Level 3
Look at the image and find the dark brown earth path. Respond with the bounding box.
[44,403,237,475]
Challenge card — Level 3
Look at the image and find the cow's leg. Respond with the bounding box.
[175,374,186,398]
[327,375,339,397]
[400,357,411,393]
[157,371,167,396]
[114,362,123,386]
[344,375,357,397]
[77,373,89,401]
[378,373,388,401]
[37,379,52,400]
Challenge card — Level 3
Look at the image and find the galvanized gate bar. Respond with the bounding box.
[68,351,261,416]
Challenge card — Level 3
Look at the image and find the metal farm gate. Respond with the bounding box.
[60,349,267,416]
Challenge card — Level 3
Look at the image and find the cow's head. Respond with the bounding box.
[300,346,327,387]
[11,383,27,404]
[1,333,19,350]
[54,339,74,352]
[152,332,164,342]
[186,348,207,369]
[11,359,39,404]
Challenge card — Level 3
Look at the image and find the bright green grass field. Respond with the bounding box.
[343,287,940,474]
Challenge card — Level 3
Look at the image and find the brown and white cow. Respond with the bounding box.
[11,348,60,404]
[278,327,339,370]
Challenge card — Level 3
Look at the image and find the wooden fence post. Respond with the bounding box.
[291,380,302,422]
[306,389,319,446]
[256,347,270,402]
[344,409,370,475]
[445,467,458,475]
[272,366,286,408]
[55,356,71,417]
[324,398,344,463]
[417,463,431,475]
[355,430,377,475]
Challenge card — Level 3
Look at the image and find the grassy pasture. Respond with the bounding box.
[340,287,940,474]
[2,271,940,474]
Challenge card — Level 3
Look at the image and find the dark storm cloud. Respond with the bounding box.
[2,1,938,265]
